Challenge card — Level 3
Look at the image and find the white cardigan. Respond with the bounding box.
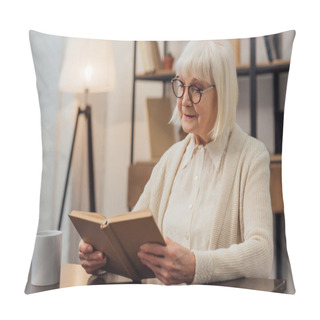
[134,123,273,284]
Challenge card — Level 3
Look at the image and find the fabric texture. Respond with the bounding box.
[162,127,230,252]
[134,123,273,284]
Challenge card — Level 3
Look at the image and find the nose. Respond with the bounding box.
[181,87,192,106]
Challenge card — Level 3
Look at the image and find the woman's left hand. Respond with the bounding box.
[138,236,195,285]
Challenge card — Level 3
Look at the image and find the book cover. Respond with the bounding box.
[150,41,163,71]
[69,209,165,281]
[231,39,241,66]
[145,97,176,160]
[138,41,155,74]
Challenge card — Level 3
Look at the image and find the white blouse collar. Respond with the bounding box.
[181,128,231,171]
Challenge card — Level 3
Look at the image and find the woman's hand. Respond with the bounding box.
[138,237,195,285]
[78,239,107,275]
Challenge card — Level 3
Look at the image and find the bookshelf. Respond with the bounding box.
[237,60,290,76]
[130,41,175,164]
[130,39,290,164]
[135,71,175,82]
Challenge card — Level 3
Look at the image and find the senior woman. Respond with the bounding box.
[79,40,273,285]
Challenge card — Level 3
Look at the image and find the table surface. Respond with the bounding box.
[25,263,286,294]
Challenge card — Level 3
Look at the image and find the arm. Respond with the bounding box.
[78,155,162,275]
[139,146,273,285]
[192,148,274,283]
[79,150,167,275]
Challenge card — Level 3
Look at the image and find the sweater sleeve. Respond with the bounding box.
[133,138,188,218]
[192,146,274,284]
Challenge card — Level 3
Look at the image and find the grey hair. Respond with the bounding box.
[170,40,238,140]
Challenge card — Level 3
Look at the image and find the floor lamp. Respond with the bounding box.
[58,37,115,230]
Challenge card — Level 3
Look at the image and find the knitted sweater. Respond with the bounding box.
[134,123,273,284]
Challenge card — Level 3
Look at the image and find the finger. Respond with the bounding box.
[79,250,105,261]
[80,254,107,273]
[81,259,105,270]
[154,271,173,286]
[164,236,174,245]
[140,258,174,285]
[140,243,166,256]
[79,239,94,254]
[81,258,107,275]
[139,257,162,274]
[138,251,164,268]
[88,250,105,261]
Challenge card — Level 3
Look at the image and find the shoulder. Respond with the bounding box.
[233,123,267,150]
[157,134,191,163]
[229,124,270,165]
[147,135,191,181]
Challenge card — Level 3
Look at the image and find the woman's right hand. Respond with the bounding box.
[78,239,107,274]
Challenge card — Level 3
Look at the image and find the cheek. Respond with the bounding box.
[195,102,217,126]
[177,100,183,117]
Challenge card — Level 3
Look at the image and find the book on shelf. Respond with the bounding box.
[231,39,241,67]
[136,69,176,79]
[138,41,163,75]
[272,33,281,60]
[150,41,163,71]
[138,41,154,74]
[69,209,166,282]
[264,35,279,63]
[145,97,176,161]
[264,35,273,62]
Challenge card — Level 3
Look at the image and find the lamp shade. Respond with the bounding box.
[59,37,116,93]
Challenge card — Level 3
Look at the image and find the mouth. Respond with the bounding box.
[183,113,196,120]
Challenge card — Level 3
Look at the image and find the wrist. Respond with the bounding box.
[186,251,196,284]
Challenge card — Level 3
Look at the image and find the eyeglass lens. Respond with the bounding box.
[172,79,201,104]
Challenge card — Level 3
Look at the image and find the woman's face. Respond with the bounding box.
[177,74,218,145]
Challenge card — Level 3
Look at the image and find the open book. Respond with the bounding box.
[69,209,165,282]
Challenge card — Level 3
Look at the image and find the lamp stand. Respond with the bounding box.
[58,105,96,230]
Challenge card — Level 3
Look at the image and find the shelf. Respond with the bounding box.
[135,60,290,81]
[135,70,175,81]
[237,60,290,76]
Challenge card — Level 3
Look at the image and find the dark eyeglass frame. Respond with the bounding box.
[171,77,216,104]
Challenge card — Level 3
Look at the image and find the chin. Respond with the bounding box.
[181,124,192,134]
[181,121,196,133]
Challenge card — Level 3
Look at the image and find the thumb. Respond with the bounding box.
[164,236,174,245]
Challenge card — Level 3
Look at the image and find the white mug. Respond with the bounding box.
[31,230,62,286]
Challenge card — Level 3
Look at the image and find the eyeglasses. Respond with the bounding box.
[171,77,216,104]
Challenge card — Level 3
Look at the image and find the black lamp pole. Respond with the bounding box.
[58,105,96,230]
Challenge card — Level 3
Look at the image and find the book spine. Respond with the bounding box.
[103,224,141,282]
[273,33,281,60]
[151,41,163,71]
[264,36,273,63]
[231,39,241,67]
[138,42,147,74]
[269,34,279,60]
[145,41,155,74]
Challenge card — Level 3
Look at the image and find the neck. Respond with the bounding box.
[193,134,211,146]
